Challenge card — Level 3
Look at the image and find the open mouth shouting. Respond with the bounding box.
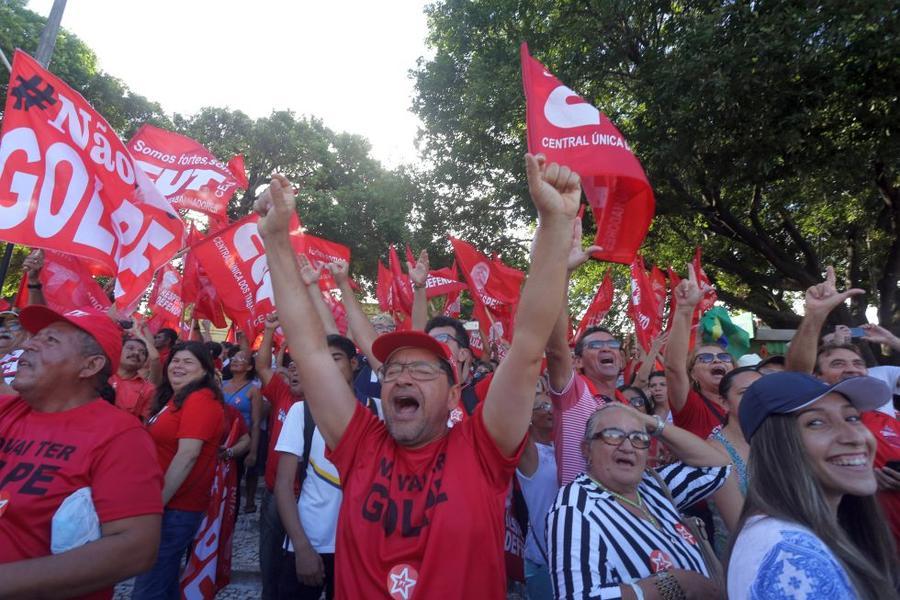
[710,364,728,377]
[392,393,421,421]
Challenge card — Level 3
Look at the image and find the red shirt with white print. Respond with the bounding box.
[326,401,523,600]
[260,375,302,492]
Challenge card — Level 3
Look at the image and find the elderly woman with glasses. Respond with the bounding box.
[547,402,731,599]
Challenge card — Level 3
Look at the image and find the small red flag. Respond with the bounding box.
[574,268,614,342]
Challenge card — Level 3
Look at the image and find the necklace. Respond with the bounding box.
[589,475,659,529]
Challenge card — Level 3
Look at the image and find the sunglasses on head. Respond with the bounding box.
[431,332,464,347]
[585,339,621,350]
[589,427,651,449]
[694,352,732,364]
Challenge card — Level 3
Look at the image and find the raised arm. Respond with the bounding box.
[664,264,707,413]
[409,250,429,330]
[255,313,279,386]
[22,249,45,306]
[785,266,864,373]
[545,217,600,392]
[298,255,339,336]
[634,332,668,390]
[483,154,580,456]
[134,320,162,385]
[256,176,356,449]
[330,260,383,370]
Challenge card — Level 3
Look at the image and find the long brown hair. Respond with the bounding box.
[726,414,897,599]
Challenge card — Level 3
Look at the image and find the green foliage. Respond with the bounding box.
[414,0,900,341]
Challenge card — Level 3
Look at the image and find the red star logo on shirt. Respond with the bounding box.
[675,523,696,545]
[388,564,418,600]
[650,549,674,572]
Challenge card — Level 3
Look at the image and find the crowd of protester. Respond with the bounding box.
[0,158,899,600]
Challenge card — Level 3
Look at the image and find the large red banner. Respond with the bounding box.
[127,124,246,222]
[521,43,654,264]
[291,233,351,291]
[0,51,185,309]
[16,250,111,313]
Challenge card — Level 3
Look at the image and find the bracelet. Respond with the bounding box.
[412,282,426,289]
[26,283,42,289]
[628,581,646,600]
[226,448,233,459]
[651,414,666,438]
[654,571,686,600]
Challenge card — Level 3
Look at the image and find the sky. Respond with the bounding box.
[26,0,432,168]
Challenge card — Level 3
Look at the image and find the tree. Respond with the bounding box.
[413,0,900,361]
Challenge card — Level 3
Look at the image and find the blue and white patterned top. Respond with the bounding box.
[728,515,857,600]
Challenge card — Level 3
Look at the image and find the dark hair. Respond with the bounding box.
[815,343,865,373]
[424,316,470,349]
[326,334,357,361]
[204,341,223,359]
[726,414,897,599]
[648,370,665,382]
[756,354,785,370]
[718,366,761,399]
[157,327,178,348]
[124,336,148,354]
[618,385,654,414]
[78,331,116,405]
[574,326,615,357]
[153,341,223,413]
[282,352,293,367]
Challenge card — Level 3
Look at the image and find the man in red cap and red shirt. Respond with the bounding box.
[0,306,163,599]
[256,152,579,599]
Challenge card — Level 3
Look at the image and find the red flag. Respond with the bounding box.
[0,51,185,309]
[575,269,613,341]
[521,43,654,264]
[649,265,667,324]
[182,227,227,329]
[693,247,717,313]
[442,289,462,318]
[424,264,467,299]
[389,246,414,316]
[321,290,349,336]
[127,124,246,222]
[147,263,183,331]
[629,255,662,351]
[376,261,393,313]
[450,237,524,343]
[291,233,351,291]
[226,155,249,189]
[16,250,112,313]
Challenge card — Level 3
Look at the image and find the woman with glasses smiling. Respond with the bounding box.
[547,402,731,599]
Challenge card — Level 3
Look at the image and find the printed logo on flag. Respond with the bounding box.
[387,564,418,600]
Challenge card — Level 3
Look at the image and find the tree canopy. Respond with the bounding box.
[413,0,900,350]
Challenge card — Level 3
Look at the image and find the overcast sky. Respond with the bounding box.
[27,0,432,168]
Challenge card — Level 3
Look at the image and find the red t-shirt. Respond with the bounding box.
[223,404,249,445]
[0,395,163,600]
[110,373,156,422]
[861,411,900,549]
[261,376,302,492]
[147,389,224,512]
[672,388,726,439]
[326,401,523,599]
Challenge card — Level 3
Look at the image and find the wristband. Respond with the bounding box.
[650,414,666,438]
[412,282,426,289]
[654,571,686,600]
[628,581,646,600]
[27,283,42,289]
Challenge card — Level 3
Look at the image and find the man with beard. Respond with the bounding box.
[664,265,735,438]
[256,152,577,599]
[110,324,160,422]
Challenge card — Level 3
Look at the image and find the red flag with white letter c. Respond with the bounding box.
[0,50,185,309]
[521,43,654,264]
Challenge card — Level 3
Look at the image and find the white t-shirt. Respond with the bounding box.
[515,441,558,566]
[275,401,342,553]
[728,515,857,600]
[869,366,900,417]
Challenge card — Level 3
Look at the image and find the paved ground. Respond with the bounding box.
[114,494,262,599]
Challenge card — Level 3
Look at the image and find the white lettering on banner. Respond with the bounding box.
[638,314,651,330]
[131,139,177,164]
[117,220,176,277]
[36,142,88,237]
[0,127,40,228]
[72,186,115,254]
[543,85,601,129]
[136,160,233,201]
[426,275,456,288]
[232,223,274,307]
[541,133,631,151]
[598,201,626,249]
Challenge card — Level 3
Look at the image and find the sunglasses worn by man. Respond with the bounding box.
[585,339,621,350]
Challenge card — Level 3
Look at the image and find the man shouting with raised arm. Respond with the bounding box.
[256,154,579,599]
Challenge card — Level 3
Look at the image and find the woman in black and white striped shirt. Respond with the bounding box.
[547,403,730,599]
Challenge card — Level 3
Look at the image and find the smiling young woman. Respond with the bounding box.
[726,372,897,600]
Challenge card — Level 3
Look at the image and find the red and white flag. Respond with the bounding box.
[182,227,228,329]
[521,43,654,264]
[0,51,185,309]
[16,250,111,313]
[629,255,662,351]
[292,233,351,291]
[574,268,613,342]
[450,237,524,344]
[376,261,393,313]
[127,124,246,223]
[147,263,184,332]
[389,245,414,317]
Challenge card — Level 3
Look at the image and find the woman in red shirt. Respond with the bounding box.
[132,341,225,600]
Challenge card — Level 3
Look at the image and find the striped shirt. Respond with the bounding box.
[547,462,730,599]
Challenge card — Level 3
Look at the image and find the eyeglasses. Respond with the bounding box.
[379,361,446,383]
[626,397,646,409]
[0,321,21,331]
[589,427,651,449]
[695,352,733,364]
[585,339,621,350]
[431,332,464,347]
[532,401,552,413]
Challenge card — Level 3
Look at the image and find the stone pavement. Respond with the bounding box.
[113,492,263,599]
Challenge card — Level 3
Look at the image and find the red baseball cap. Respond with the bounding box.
[372,330,458,383]
[19,306,123,374]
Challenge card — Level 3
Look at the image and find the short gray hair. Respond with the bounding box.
[583,403,641,441]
